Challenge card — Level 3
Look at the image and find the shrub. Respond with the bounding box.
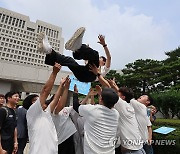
[152,119,180,154]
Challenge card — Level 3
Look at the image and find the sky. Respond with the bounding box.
[0,0,180,70]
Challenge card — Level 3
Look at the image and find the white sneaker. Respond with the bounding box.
[37,32,52,54]
[65,27,85,51]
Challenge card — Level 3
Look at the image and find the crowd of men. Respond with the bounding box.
[0,27,157,154]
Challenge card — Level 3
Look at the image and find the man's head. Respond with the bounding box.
[5,92,20,107]
[23,94,39,110]
[149,105,157,115]
[100,88,119,109]
[118,87,134,103]
[99,56,106,66]
[0,94,5,107]
[137,95,153,106]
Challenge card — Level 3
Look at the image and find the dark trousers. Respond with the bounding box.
[1,139,14,154]
[17,138,27,154]
[115,145,122,154]
[58,135,75,154]
[45,44,99,82]
[143,144,153,154]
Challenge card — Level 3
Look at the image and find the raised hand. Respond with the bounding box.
[0,149,7,154]
[107,79,119,92]
[12,143,18,154]
[95,85,102,95]
[88,88,98,96]
[64,77,71,89]
[98,34,106,46]
[89,64,100,75]
[53,62,61,74]
[60,75,69,86]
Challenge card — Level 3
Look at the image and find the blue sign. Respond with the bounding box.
[153,126,176,135]
[69,75,91,95]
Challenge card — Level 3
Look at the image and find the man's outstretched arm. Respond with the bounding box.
[40,63,61,110]
[54,77,71,114]
[49,76,68,113]
[98,35,111,68]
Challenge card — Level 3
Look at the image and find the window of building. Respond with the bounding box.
[5,15,9,24]
[22,21,25,28]
[9,17,12,24]
[1,14,6,22]
[19,20,22,28]
[15,19,19,27]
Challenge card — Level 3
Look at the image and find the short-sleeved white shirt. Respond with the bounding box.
[130,99,152,142]
[100,65,110,77]
[52,106,77,144]
[26,98,58,154]
[79,104,119,154]
[114,98,143,150]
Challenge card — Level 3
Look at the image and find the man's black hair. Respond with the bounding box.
[0,94,5,98]
[23,94,39,110]
[100,56,107,63]
[5,91,19,103]
[118,87,134,103]
[101,88,119,109]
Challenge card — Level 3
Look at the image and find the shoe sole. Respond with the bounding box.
[65,27,85,50]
